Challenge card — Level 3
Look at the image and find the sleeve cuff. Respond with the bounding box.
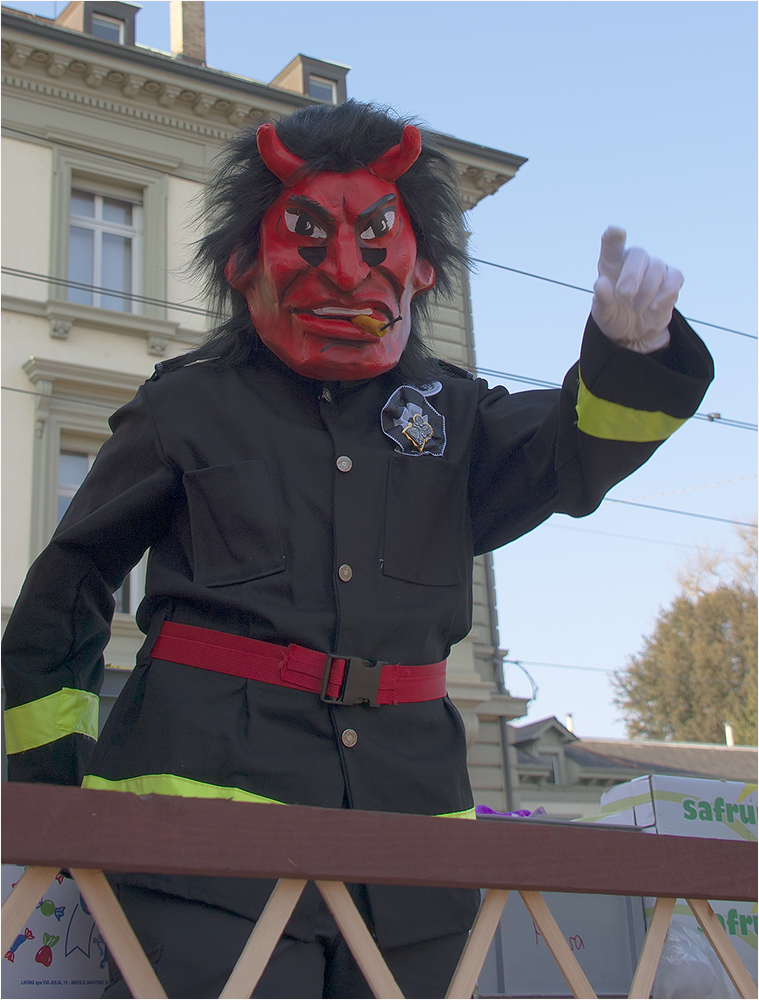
[579,310,715,420]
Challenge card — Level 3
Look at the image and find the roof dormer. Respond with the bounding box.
[54,1,139,47]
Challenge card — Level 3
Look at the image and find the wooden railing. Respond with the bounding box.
[2,783,757,999]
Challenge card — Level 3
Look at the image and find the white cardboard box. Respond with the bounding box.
[593,774,757,981]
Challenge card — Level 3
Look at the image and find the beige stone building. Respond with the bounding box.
[1,1,531,805]
[508,716,758,819]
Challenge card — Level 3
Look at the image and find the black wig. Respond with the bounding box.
[191,100,469,380]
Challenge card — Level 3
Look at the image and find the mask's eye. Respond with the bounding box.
[360,209,396,241]
[284,208,327,240]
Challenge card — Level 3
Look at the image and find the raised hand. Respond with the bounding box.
[591,226,683,354]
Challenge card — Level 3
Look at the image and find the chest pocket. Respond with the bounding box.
[382,454,469,587]
[183,461,285,587]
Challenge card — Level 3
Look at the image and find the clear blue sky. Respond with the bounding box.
[7,1,757,738]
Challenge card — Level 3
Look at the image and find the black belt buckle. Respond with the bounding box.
[320,655,385,707]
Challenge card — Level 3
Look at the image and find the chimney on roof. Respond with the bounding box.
[565,714,574,734]
[170,1,205,65]
[725,723,735,747]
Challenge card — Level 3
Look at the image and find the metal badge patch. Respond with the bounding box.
[401,409,434,451]
[381,386,446,456]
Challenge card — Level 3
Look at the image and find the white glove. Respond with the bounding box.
[591,226,683,354]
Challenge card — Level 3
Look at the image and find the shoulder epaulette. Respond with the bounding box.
[436,359,475,380]
[149,352,197,381]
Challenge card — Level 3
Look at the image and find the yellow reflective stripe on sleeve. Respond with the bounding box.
[576,374,687,442]
[434,807,477,820]
[4,688,99,755]
[81,772,287,805]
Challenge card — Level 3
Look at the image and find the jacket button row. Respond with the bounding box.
[338,564,353,582]
[336,455,353,472]
[341,728,358,748]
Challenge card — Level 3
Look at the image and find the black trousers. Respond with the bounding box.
[102,883,468,999]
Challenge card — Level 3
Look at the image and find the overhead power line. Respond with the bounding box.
[475,367,756,432]
[1,267,211,318]
[545,521,744,555]
[505,658,617,676]
[1,122,754,343]
[3,262,757,433]
[603,498,756,528]
[3,385,755,531]
[471,258,758,341]
[626,475,757,502]
[4,267,755,431]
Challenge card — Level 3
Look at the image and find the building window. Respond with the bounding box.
[51,151,168,323]
[57,450,93,523]
[57,447,145,615]
[308,75,337,104]
[68,189,142,313]
[543,753,561,785]
[90,12,125,43]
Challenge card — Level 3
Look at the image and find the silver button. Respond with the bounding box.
[341,728,358,748]
[320,387,333,402]
[338,564,353,582]
[336,455,353,473]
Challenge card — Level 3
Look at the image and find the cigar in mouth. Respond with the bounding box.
[351,314,401,338]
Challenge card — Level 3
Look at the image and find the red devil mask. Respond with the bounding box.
[225,124,435,381]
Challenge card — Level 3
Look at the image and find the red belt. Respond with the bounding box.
[151,621,447,707]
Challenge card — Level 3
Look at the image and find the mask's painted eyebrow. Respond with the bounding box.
[357,193,396,224]
[287,195,336,226]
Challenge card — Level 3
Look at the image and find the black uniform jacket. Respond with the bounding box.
[2,313,713,947]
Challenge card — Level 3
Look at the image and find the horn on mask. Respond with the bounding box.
[367,125,422,182]
[256,123,308,187]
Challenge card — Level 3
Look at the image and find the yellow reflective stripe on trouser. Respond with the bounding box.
[81,772,287,805]
[4,688,99,755]
[81,774,476,818]
[576,374,687,442]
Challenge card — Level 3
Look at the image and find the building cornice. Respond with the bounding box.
[2,8,526,205]
[3,295,202,354]
[23,355,149,397]
[1,9,311,111]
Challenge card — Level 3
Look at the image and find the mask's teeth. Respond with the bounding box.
[314,307,372,317]
[351,315,387,338]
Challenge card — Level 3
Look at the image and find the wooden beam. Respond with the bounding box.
[519,891,597,999]
[686,898,758,999]
[3,784,754,901]
[1,865,60,954]
[627,896,675,999]
[220,879,306,999]
[70,868,167,1000]
[316,881,404,999]
[446,889,509,999]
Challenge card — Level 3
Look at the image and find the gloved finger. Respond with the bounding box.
[592,271,616,303]
[651,265,684,308]
[630,256,667,313]
[648,266,684,327]
[597,227,627,284]
[616,246,649,300]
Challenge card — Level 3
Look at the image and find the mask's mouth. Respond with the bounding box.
[292,304,398,342]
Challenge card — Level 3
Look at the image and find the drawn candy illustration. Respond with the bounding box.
[5,927,34,962]
[37,898,66,921]
[35,933,60,967]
